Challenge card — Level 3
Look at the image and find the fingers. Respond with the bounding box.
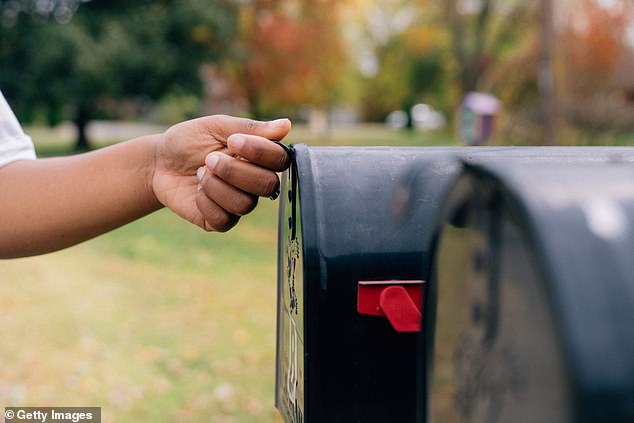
[194,161,265,232]
[200,115,292,144]
[199,172,259,217]
[227,134,290,172]
[195,191,241,233]
[205,152,280,198]
[187,115,291,233]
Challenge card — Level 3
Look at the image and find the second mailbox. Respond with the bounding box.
[425,159,634,423]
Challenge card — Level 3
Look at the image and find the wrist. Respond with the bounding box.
[138,133,164,210]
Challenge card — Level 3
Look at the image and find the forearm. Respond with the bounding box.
[0,135,163,258]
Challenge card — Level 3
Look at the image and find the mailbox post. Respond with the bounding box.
[426,159,634,423]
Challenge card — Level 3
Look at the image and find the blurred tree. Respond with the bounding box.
[561,0,634,134]
[438,1,556,143]
[230,0,349,120]
[360,23,447,124]
[0,0,237,150]
[539,0,556,145]
[351,1,449,123]
[563,0,631,96]
[440,0,537,95]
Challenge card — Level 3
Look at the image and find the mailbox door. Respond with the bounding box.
[276,161,305,422]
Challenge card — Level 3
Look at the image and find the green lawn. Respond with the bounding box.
[0,124,451,423]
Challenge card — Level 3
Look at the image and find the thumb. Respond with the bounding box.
[201,115,291,142]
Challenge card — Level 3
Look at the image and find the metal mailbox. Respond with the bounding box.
[274,144,634,422]
[425,158,634,423]
[275,145,466,422]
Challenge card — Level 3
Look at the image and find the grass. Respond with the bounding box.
[0,123,451,423]
[0,206,282,423]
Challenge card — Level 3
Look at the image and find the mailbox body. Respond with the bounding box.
[426,159,634,423]
[276,145,466,422]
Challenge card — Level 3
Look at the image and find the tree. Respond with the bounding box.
[438,1,540,96]
[433,1,565,144]
[0,0,237,150]
[560,0,634,134]
[539,0,556,145]
[350,1,448,123]
[230,0,349,120]
[359,26,446,123]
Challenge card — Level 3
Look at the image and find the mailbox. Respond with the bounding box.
[274,144,634,422]
[425,159,634,422]
[275,145,468,422]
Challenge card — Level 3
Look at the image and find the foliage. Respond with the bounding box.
[561,0,634,132]
[2,0,632,144]
[352,1,538,124]
[229,0,349,119]
[438,0,539,96]
[360,24,448,122]
[0,0,237,149]
[563,0,631,95]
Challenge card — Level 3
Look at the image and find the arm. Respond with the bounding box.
[0,115,291,259]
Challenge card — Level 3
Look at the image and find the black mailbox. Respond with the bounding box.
[275,144,634,423]
[275,145,468,422]
[425,158,634,422]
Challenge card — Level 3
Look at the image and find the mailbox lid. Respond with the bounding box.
[292,145,464,282]
[295,145,634,281]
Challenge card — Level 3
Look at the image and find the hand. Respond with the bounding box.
[152,115,291,231]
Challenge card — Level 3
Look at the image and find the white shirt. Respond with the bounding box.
[0,90,36,168]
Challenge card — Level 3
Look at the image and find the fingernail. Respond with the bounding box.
[270,118,290,128]
[197,184,203,191]
[205,153,220,169]
[196,166,206,181]
[229,135,245,150]
[269,187,280,201]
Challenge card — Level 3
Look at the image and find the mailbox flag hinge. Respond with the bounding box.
[357,280,424,332]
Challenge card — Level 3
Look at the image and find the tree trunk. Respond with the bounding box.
[403,97,415,131]
[447,0,491,95]
[539,0,557,145]
[74,103,92,151]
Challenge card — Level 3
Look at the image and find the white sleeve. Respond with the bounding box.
[0,90,36,168]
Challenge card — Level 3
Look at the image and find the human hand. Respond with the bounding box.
[152,115,291,231]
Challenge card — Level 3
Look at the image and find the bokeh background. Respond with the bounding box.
[1,0,633,422]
